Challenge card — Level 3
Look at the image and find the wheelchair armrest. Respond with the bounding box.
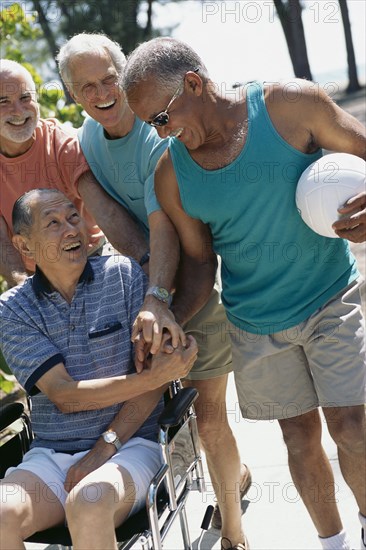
[158,387,198,429]
[0,402,25,431]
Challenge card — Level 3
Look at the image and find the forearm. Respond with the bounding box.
[154,155,217,325]
[78,171,148,262]
[132,211,183,354]
[147,210,180,290]
[171,254,217,326]
[63,386,167,488]
[40,368,160,414]
[104,386,166,445]
[39,344,195,413]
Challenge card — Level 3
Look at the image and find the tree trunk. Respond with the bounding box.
[32,0,58,60]
[338,0,361,93]
[31,0,73,103]
[143,0,154,38]
[273,0,313,80]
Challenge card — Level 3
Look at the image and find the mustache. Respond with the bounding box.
[6,111,36,123]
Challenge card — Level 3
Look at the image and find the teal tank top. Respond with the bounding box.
[169,81,358,334]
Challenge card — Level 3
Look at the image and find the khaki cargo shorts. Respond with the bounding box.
[229,278,366,420]
[184,288,232,380]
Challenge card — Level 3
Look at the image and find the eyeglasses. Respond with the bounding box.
[147,83,182,127]
[147,68,200,127]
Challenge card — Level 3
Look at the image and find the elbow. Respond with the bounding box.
[56,399,92,414]
[47,383,80,414]
[55,400,75,414]
[52,394,76,414]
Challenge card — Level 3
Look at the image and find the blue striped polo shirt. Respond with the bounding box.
[0,256,163,451]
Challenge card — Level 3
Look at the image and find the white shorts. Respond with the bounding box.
[6,437,161,516]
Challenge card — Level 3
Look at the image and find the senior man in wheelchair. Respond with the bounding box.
[0,188,198,550]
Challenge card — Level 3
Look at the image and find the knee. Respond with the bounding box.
[327,410,366,453]
[280,414,322,456]
[65,482,115,527]
[0,485,24,533]
[0,500,20,533]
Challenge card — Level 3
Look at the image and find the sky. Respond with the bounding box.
[145,0,366,89]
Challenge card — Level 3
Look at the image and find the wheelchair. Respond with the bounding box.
[0,384,208,550]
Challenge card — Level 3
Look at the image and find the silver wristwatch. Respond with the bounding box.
[146,286,172,306]
[102,430,122,451]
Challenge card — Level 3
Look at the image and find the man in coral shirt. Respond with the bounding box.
[0,60,104,286]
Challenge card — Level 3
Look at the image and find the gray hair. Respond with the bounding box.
[122,37,209,94]
[0,60,36,91]
[57,33,126,93]
[12,189,64,236]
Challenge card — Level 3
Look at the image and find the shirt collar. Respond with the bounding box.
[32,260,94,298]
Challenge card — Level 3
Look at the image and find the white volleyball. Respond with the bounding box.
[296,153,365,238]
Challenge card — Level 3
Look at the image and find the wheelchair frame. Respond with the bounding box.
[0,386,205,550]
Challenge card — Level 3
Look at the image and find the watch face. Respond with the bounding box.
[104,431,116,444]
[157,287,169,300]
[146,286,171,305]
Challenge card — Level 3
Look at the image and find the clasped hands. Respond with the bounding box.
[131,295,195,375]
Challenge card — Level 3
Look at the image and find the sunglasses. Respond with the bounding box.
[147,68,199,128]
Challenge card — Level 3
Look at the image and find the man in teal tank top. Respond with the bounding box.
[57,34,250,542]
[123,38,366,550]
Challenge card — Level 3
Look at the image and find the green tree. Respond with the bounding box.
[1,2,84,126]
[31,0,156,57]
[29,0,182,96]
[0,3,42,72]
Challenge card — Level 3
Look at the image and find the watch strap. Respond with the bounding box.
[112,434,121,451]
[102,430,122,451]
[139,251,150,267]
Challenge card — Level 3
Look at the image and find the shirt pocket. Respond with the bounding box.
[88,321,123,339]
[87,321,132,368]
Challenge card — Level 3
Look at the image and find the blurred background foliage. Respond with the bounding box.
[0,0,181,128]
[0,1,362,127]
[0,2,85,125]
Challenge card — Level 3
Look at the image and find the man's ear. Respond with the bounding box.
[12,234,33,258]
[67,85,77,103]
[184,71,203,96]
[69,91,77,103]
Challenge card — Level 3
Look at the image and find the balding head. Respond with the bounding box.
[0,60,36,91]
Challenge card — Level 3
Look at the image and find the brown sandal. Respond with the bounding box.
[221,535,250,550]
